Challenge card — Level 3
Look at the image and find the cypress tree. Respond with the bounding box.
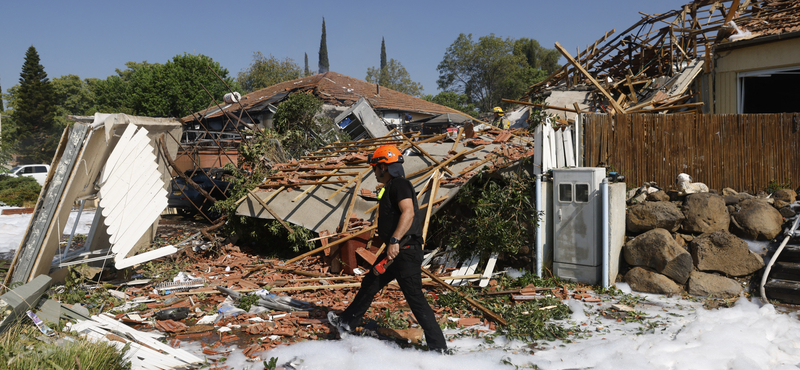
[304,53,310,76]
[379,37,387,86]
[8,46,58,162]
[380,37,387,70]
[318,17,329,73]
[0,76,3,111]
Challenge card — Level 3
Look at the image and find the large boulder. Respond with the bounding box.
[772,189,797,204]
[624,267,683,295]
[690,230,765,276]
[623,228,693,284]
[626,202,685,234]
[731,199,783,240]
[681,193,729,234]
[646,191,670,202]
[687,270,742,298]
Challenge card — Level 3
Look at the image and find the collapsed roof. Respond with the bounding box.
[519,0,800,116]
[236,127,535,236]
[182,71,473,126]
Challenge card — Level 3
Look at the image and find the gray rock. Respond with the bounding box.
[723,195,740,206]
[674,233,686,249]
[772,189,797,203]
[780,206,797,218]
[737,192,756,201]
[647,190,670,202]
[690,230,765,276]
[731,199,783,240]
[682,193,730,234]
[722,188,738,196]
[687,270,743,298]
[624,228,693,284]
[773,199,790,210]
[627,202,685,234]
[624,267,683,295]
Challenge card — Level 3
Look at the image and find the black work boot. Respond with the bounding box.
[327,311,352,337]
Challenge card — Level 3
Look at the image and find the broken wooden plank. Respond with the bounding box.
[421,170,440,249]
[451,254,479,286]
[450,127,464,152]
[326,168,372,201]
[248,189,294,233]
[479,252,499,288]
[400,136,454,175]
[284,225,377,265]
[554,42,625,114]
[627,102,704,113]
[421,267,507,326]
[340,173,363,231]
[292,169,339,202]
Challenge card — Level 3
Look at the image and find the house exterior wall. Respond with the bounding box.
[714,37,800,113]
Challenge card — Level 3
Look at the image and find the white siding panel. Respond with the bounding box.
[98,124,168,269]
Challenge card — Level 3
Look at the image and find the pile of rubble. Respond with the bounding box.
[518,0,800,117]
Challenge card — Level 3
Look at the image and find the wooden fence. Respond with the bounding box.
[583,113,800,193]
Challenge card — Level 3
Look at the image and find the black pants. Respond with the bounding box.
[338,243,447,351]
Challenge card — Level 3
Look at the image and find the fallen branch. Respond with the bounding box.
[421,267,507,326]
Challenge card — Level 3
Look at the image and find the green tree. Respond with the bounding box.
[380,37,387,86]
[52,74,95,127]
[271,93,347,158]
[436,33,529,112]
[237,52,301,93]
[513,38,561,74]
[304,53,310,76]
[5,46,60,163]
[318,17,329,73]
[365,59,423,97]
[89,53,238,117]
[423,91,477,117]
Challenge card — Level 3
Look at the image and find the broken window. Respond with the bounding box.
[739,67,800,113]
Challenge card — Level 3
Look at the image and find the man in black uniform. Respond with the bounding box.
[328,145,448,353]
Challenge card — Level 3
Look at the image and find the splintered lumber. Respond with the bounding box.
[450,127,464,152]
[271,282,362,292]
[267,273,486,292]
[554,42,625,114]
[327,168,372,201]
[627,102,704,113]
[501,99,580,113]
[293,169,339,201]
[248,189,293,233]
[285,225,377,265]
[459,153,497,175]
[341,173,363,231]
[400,137,454,175]
[421,268,507,326]
[266,171,360,180]
[274,267,323,278]
[421,170,440,249]
[259,179,349,188]
[411,147,480,185]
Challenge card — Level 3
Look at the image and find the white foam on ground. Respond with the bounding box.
[0,207,96,256]
[185,291,800,370]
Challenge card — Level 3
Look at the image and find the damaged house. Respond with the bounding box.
[176,71,475,170]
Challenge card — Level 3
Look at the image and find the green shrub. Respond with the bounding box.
[431,168,541,261]
[0,175,41,207]
[0,321,131,370]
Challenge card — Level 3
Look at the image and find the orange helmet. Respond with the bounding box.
[369,145,404,166]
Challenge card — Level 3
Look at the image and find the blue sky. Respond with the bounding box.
[1,0,689,105]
